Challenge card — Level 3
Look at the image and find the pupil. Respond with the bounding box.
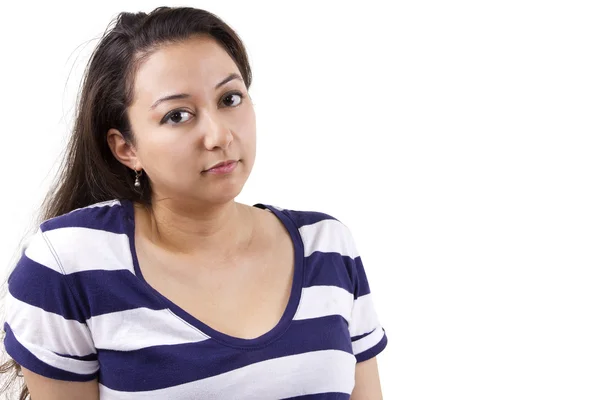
[171,112,182,123]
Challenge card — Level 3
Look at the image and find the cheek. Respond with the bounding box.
[236,108,257,146]
[139,133,195,173]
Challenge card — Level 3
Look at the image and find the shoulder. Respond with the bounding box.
[255,203,341,228]
[40,199,127,233]
[30,199,134,275]
[256,203,359,260]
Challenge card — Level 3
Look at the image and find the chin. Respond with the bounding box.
[202,182,246,205]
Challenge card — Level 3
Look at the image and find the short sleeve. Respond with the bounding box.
[345,230,388,363]
[3,228,98,381]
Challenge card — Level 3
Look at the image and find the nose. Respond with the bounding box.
[199,111,233,150]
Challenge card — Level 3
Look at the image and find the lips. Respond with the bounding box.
[204,160,238,172]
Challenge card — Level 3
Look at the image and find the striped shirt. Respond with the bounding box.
[4,199,387,399]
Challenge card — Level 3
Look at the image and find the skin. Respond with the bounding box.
[22,34,382,399]
[110,33,259,259]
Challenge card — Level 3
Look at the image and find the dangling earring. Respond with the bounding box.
[134,169,142,188]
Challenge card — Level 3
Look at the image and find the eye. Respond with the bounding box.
[161,109,193,126]
[221,91,245,108]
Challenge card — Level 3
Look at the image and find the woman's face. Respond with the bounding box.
[122,35,256,205]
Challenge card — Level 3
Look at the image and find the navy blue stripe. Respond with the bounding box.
[351,328,376,342]
[8,255,88,322]
[41,202,126,235]
[9,255,166,321]
[290,209,338,228]
[254,205,338,228]
[68,269,166,318]
[355,331,388,363]
[97,315,352,391]
[3,323,97,382]
[304,254,370,298]
[353,256,372,298]
[54,352,98,361]
[284,393,349,399]
[304,251,354,294]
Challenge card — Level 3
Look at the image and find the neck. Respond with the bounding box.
[135,198,255,260]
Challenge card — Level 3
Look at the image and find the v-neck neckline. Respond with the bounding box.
[121,199,305,350]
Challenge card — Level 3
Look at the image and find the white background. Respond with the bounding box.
[1,1,599,399]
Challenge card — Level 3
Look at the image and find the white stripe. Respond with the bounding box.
[5,293,96,357]
[23,229,62,273]
[43,227,134,274]
[21,200,122,271]
[48,199,121,220]
[19,234,34,257]
[89,308,209,351]
[352,326,385,356]
[293,285,354,323]
[349,293,381,337]
[299,219,359,258]
[82,199,121,209]
[65,199,121,214]
[98,350,356,399]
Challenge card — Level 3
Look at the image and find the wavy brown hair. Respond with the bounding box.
[0,6,252,399]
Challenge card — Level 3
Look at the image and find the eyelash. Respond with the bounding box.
[160,91,246,125]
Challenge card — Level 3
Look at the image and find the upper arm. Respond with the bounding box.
[3,229,99,393]
[22,367,99,400]
[338,221,386,398]
[350,357,383,400]
[343,225,388,362]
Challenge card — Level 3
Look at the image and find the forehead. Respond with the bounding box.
[132,35,240,104]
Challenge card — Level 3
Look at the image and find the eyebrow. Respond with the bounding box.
[149,73,243,110]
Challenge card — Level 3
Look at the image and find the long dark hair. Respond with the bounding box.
[0,6,252,398]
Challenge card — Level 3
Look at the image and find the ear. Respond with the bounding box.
[107,129,141,170]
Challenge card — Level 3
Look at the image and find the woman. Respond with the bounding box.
[1,6,387,399]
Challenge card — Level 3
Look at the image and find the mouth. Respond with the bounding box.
[203,160,239,174]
